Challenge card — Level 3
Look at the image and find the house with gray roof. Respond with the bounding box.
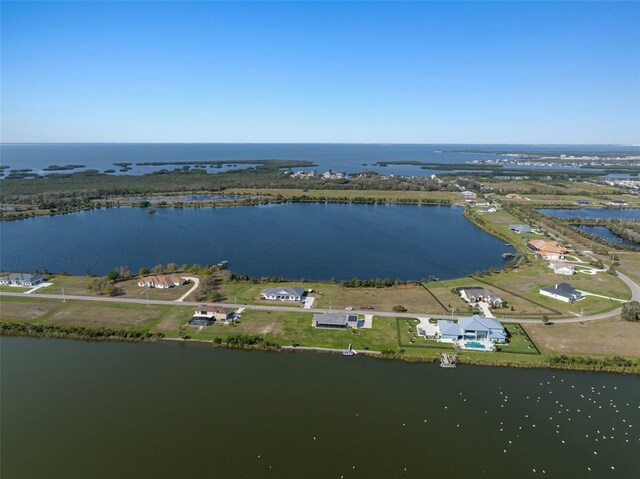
[437,315,507,343]
[457,286,503,307]
[312,313,360,329]
[0,273,45,287]
[261,286,305,302]
[508,224,533,234]
[539,283,584,303]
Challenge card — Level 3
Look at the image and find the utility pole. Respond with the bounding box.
[62,288,65,303]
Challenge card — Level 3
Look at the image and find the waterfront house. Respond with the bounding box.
[527,240,567,260]
[505,193,521,199]
[0,272,45,287]
[312,312,360,329]
[549,261,576,275]
[261,286,305,302]
[137,275,187,289]
[457,287,503,307]
[437,315,507,343]
[509,224,533,234]
[576,200,591,206]
[539,283,584,303]
[461,191,477,198]
[608,200,628,206]
[190,305,232,325]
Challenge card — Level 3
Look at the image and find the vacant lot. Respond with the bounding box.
[0,296,191,329]
[616,252,640,285]
[527,317,640,357]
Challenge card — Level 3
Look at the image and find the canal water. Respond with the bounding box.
[576,225,640,247]
[1,337,639,479]
[0,204,512,279]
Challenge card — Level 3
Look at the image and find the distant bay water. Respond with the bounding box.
[2,143,638,176]
[0,204,513,279]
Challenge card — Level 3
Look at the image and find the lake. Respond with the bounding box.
[576,225,640,247]
[538,208,640,221]
[2,143,638,176]
[0,204,512,279]
[1,337,638,479]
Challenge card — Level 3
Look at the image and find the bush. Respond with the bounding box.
[393,305,408,312]
[622,301,640,322]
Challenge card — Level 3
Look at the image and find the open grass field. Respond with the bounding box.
[227,188,460,202]
[526,317,640,358]
[486,179,620,196]
[0,296,191,329]
[616,251,640,285]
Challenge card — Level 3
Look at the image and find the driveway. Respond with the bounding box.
[175,277,199,302]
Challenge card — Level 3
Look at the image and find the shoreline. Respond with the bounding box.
[2,330,638,375]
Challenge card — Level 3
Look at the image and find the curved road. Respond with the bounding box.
[1,269,637,324]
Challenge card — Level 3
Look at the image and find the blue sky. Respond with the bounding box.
[1,1,638,144]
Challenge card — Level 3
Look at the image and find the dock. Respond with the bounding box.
[440,352,458,368]
[343,344,358,356]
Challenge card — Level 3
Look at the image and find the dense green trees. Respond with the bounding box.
[622,301,640,322]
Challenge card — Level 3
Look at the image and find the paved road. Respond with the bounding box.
[3,269,639,324]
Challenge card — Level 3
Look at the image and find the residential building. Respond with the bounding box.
[527,240,567,260]
[137,275,187,289]
[576,200,591,206]
[190,305,232,325]
[437,315,507,343]
[0,273,45,287]
[539,283,584,303]
[457,287,504,307]
[549,261,576,275]
[312,312,360,329]
[461,191,477,198]
[509,224,533,234]
[261,286,305,301]
[608,200,628,206]
[505,193,521,199]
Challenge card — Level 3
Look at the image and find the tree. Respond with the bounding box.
[621,301,640,322]
[152,264,164,274]
[180,263,190,272]
[393,305,408,313]
[542,315,550,326]
[139,266,150,277]
[166,263,177,273]
[107,271,120,283]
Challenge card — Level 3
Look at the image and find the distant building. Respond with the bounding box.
[437,315,507,343]
[461,191,477,198]
[137,275,187,289]
[312,312,360,329]
[261,286,305,302]
[549,261,576,275]
[190,305,233,325]
[505,193,521,199]
[539,283,584,303]
[509,224,533,234]
[576,200,591,206]
[608,200,628,206]
[457,287,504,307]
[0,273,45,287]
[527,240,567,260]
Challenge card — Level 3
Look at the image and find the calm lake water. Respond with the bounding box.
[2,143,638,176]
[0,204,512,279]
[538,208,640,221]
[576,225,640,247]
[1,337,639,479]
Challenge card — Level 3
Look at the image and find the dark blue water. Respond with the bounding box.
[2,143,637,176]
[539,208,639,221]
[576,225,640,247]
[0,204,512,279]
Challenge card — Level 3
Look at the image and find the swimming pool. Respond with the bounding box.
[464,341,488,350]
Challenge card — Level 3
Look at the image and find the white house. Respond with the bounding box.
[261,286,305,302]
[549,261,576,275]
[458,286,503,307]
[0,273,45,287]
[137,275,187,289]
[540,283,584,303]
